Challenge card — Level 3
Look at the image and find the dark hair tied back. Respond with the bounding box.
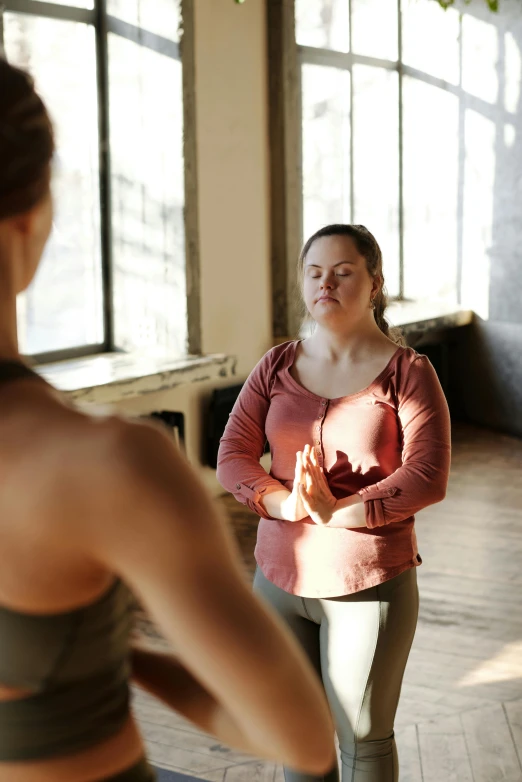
[0,58,54,220]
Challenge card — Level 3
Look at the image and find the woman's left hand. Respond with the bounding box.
[298,445,337,525]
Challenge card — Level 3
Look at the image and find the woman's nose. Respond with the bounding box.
[320,275,334,289]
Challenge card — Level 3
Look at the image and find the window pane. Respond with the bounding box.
[5,14,103,355]
[402,0,459,86]
[108,0,181,43]
[109,34,186,354]
[301,64,351,242]
[351,0,397,60]
[296,0,349,52]
[462,14,499,105]
[403,77,459,303]
[352,66,399,296]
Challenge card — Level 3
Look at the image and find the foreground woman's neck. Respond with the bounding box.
[0,241,23,362]
[0,321,21,363]
[0,285,21,364]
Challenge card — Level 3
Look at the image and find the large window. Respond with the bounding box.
[1,0,186,360]
[296,0,466,303]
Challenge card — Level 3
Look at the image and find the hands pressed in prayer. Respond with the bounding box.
[297,445,337,526]
[279,449,309,521]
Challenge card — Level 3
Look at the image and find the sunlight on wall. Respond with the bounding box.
[402,79,459,303]
[295,0,349,52]
[458,640,522,687]
[504,123,516,149]
[351,0,398,61]
[352,66,400,295]
[462,14,499,105]
[505,30,521,115]
[461,109,495,320]
[108,0,181,41]
[402,0,460,86]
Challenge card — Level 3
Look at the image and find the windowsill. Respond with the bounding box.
[386,300,474,335]
[35,304,472,405]
[36,351,237,405]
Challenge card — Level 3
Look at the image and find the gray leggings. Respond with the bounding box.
[253,567,418,782]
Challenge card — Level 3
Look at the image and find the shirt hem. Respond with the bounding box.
[254,555,421,598]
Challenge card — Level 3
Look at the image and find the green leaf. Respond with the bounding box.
[437,0,499,9]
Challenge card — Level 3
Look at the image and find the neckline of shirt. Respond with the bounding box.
[283,340,406,403]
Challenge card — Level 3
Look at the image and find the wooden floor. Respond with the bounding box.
[133,423,522,781]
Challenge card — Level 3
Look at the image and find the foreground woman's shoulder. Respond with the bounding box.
[84,412,181,472]
[67,413,195,530]
[51,407,181,488]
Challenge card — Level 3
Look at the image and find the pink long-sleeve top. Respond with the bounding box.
[217,340,451,597]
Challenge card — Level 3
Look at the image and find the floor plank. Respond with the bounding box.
[139,719,253,765]
[395,724,423,782]
[504,701,522,770]
[144,740,231,777]
[417,715,473,782]
[461,703,522,782]
[223,762,277,781]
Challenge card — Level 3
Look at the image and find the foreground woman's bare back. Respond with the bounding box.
[0,375,148,781]
[0,373,335,781]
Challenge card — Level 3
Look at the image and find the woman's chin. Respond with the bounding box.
[312,307,345,325]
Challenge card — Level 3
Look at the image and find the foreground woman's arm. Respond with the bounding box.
[130,645,313,756]
[86,420,335,775]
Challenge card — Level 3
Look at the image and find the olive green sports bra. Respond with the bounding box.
[0,360,135,761]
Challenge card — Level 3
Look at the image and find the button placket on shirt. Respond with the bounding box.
[315,399,328,467]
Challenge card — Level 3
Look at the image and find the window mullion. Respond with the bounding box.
[1,0,94,23]
[95,0,114,351]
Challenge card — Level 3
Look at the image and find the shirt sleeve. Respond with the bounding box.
[357,355,451,529]
[216,350,286,518]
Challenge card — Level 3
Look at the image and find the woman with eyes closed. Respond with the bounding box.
[217,224,451,782]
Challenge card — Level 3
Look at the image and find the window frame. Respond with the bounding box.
[0,0,200,364]
[268,0,476,339]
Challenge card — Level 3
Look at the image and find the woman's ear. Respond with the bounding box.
[371,275,383,299]
[9,192,53,292]
[11,193,52,238]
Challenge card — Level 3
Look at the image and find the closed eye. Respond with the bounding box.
[306,269,352,278]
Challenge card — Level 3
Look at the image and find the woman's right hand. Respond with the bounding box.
[261,451,309,521]
[281,450,308,522]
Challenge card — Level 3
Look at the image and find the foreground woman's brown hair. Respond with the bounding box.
[0,58,335,782]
